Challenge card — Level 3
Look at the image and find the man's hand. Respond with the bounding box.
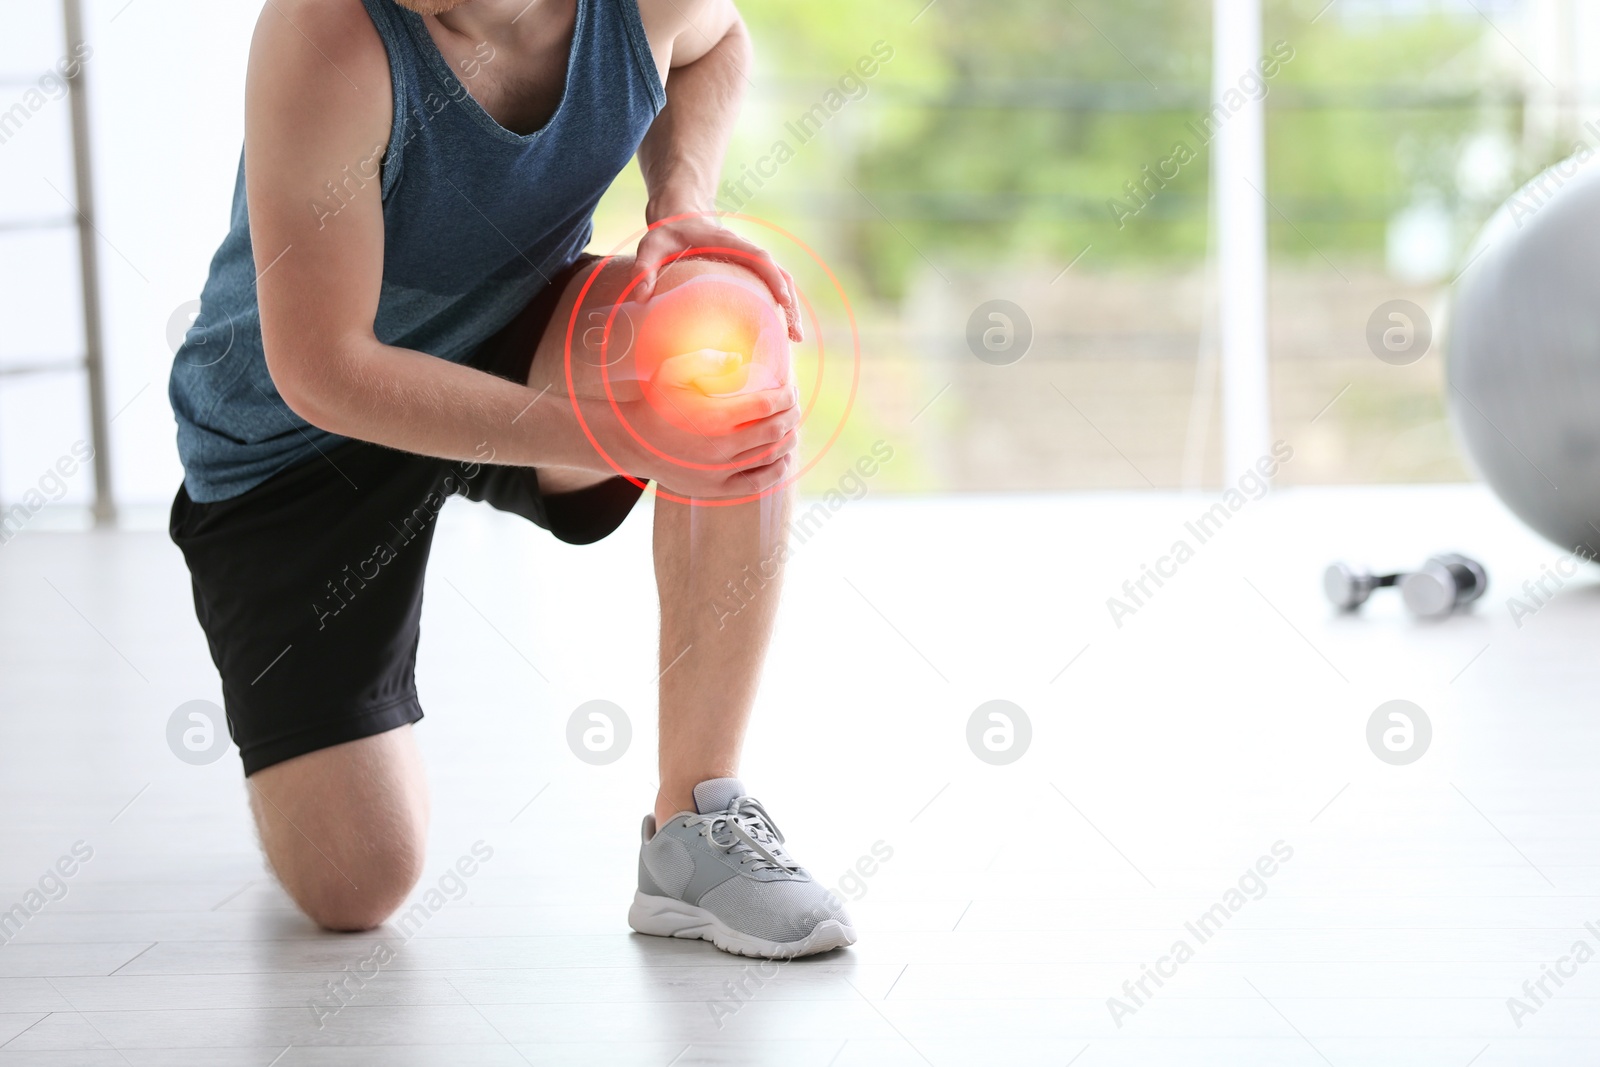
[586,372,801,499]
[633,215,804,343]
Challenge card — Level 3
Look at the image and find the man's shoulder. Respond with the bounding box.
[252,0,388,82]
[249,0,392,124]
[262,0,377,41]
[633,0,729,53]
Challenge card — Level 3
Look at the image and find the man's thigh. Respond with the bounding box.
[522,254,643,403]
[170,440,449,777]
[248,725,428,931]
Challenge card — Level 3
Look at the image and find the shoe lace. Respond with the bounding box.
[686,796,797,873]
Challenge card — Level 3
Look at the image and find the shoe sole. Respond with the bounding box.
[628,891,857,959]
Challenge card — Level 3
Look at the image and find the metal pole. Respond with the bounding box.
[62,0,115,525]
[1212,0,1271,479]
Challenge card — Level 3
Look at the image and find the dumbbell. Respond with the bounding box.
[1323,553,1488,617]
[1400,553,1488,618]
[1323,563,1401,610]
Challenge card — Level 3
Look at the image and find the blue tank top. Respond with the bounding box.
[169,0,664,502]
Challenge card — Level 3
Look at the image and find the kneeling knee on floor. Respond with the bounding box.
[298,853,423,931]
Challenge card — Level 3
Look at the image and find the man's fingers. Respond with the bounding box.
[772,268,803,342]
[637,225,803,341]
[723,450,795,495]
[738,246,795,322]
[632,263,657,305]
[749,251,801,341]
[777,265,802,342]
[678,401,796,463]
[634,231,689,303]
[722,384,799,426]
[726,428,799,469]
[733,399,801,444]
[752,254,787,305]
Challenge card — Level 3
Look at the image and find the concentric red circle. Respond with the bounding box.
[562,212,859,508]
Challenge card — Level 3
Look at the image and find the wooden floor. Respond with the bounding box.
[2,485,1598,1065]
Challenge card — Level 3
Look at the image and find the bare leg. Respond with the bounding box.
[537,467,791,830]
[523,254,795,827]
[533,471,791,827]
[523,254,795,826]
[652,486,791,827]
[249,726,429,931]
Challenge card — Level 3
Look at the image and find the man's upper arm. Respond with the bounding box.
[244,0,392,418]
[641,0,742,70]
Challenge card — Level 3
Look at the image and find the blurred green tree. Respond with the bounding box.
[728,0,1522,298]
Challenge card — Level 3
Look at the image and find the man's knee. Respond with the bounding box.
[653,258,787,337]
[654,255,771,298]
[546,255,790,403]
[635,262,791,398]
[291,834,425,932]
[247,728,430,933]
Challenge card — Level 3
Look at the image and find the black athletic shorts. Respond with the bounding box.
[170,254,646,775]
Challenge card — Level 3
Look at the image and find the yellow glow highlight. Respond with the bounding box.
[676,348,754,396]
[635,274,789,432]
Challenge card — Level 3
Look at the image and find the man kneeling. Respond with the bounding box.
[166,0,854,959]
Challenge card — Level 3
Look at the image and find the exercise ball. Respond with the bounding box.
[1448,154,1600,559]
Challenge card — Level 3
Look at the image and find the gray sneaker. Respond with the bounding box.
[628,777,857,958]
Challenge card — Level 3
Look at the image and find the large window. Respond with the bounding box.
[592,0,1561,493]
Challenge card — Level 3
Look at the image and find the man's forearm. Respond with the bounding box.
[637,19,752,220]
[274,337,596,473]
